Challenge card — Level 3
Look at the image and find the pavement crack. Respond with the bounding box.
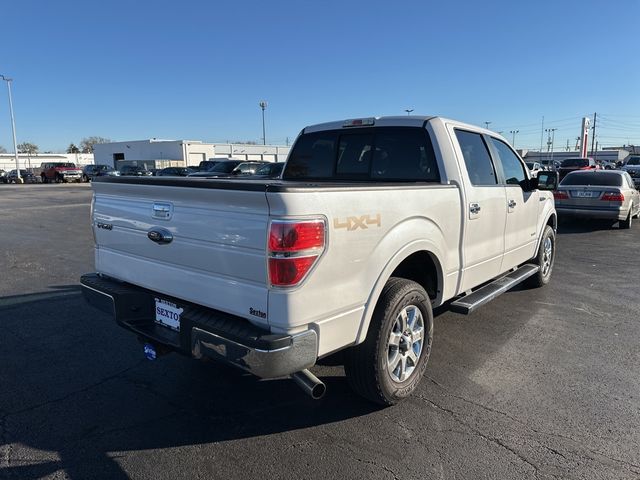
[352,456,400,480]
[417,394,541,476]
[5,360,145,418]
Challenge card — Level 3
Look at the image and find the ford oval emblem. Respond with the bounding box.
[147,228,173,245]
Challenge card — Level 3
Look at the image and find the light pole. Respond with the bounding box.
[259,100,268,145]
[545,128,557,166]
[484,121,492,130]
[510,130,519,148]
[405,109,414,116]
[1,75,21,183]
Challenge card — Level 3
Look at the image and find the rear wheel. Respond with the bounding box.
[620,207,632,229]
[525,225,555,288]
[344,277,433,406]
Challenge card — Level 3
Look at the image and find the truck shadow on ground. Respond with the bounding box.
[0,285,544,479]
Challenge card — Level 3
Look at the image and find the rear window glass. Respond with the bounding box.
[561,158,588,167]
[627,157,640,165]
[560,172,623,186]
[283,127,440,182]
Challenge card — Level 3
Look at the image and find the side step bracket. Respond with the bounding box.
[450,264,540,315]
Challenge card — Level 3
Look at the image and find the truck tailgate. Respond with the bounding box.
[90,179,270,326]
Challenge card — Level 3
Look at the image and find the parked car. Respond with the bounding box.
[557,157,598,181]
[188,160,267,178]
[83,164,120,182]
[246,162,285,179]
[540,159,560,170]
[41,162,83,183]
[197,158,233,172]
[597,160,617,170]
[621,156,640,189]
[0,169,7,184]
[119,165,154,176]
[554,170,640,228]
[157,167,192,177]
[525,161,543,178]
[7,169,38,183]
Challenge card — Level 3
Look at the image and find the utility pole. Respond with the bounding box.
[404,109,413,116]
[540,116,544,154]
[545,128,557,164]
[259,100,268,145]
[590,112,597,157]
[510,130,519,148]
[566,139,570,151]
[484,121,492,130]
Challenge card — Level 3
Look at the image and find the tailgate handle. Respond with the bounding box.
[147,228,173,245]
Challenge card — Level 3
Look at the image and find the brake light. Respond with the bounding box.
[269,221,324,252]
[553,191,569,200]
[268,219,326,287]
[601,192,624,202]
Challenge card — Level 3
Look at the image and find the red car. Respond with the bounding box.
[40,162,83,183]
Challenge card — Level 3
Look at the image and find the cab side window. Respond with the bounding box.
[489,137,527,186]
[455,130,497,186]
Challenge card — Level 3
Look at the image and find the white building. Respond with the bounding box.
[0,153,94,173]
[93,139,290,170]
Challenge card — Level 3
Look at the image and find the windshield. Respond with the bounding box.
[561,158,588,168]
[210,161,241,173]
[96,165,114,171]
[627,157,640,166]
[55,163,77,168]
[560,172,622,186]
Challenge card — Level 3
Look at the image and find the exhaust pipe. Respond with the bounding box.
[291,369,326,400]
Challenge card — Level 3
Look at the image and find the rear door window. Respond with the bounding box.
[455,130,497,185]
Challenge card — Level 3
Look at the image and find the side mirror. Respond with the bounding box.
[536,171,558,191]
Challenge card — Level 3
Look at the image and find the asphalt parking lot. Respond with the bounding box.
[1,183,639,480]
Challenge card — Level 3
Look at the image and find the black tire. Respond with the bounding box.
[41,175,47,184]
[344,277,433,406]
[620,207,632,229]
[525,224,555,288]
[83,175,89,182]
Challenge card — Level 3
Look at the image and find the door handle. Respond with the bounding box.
[508,200,517,208]
[470,203,481,214]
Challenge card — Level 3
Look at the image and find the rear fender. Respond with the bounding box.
[355,240,444,345]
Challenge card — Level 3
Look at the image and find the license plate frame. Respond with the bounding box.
[154,297,183,331]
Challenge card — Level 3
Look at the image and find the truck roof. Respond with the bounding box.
[302,115,497,137]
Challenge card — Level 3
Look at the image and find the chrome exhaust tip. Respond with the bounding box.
[291,369,326,400]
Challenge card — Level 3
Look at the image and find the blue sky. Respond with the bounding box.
[0,0,638,153]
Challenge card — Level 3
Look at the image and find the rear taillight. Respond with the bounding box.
[553,191,569,200]
[601,192,624,202]
[268,219,325,287]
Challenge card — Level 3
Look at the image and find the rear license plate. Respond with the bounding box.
[575,191,593,198]
[154,298,182,331]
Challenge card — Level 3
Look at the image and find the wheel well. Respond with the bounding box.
[390,251,439,300]
[547,213,557,231]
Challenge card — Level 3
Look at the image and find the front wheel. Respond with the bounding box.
[344,277,433,406]
[525,224,555,288]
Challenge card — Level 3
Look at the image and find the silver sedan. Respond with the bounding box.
[554,170,640,229]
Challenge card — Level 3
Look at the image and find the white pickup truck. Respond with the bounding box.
[81,116,558,405]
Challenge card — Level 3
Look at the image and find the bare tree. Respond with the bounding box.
[81,136,111,153]
[0,145,7,154]
[17,142,39,154]
[66,143,80,153]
